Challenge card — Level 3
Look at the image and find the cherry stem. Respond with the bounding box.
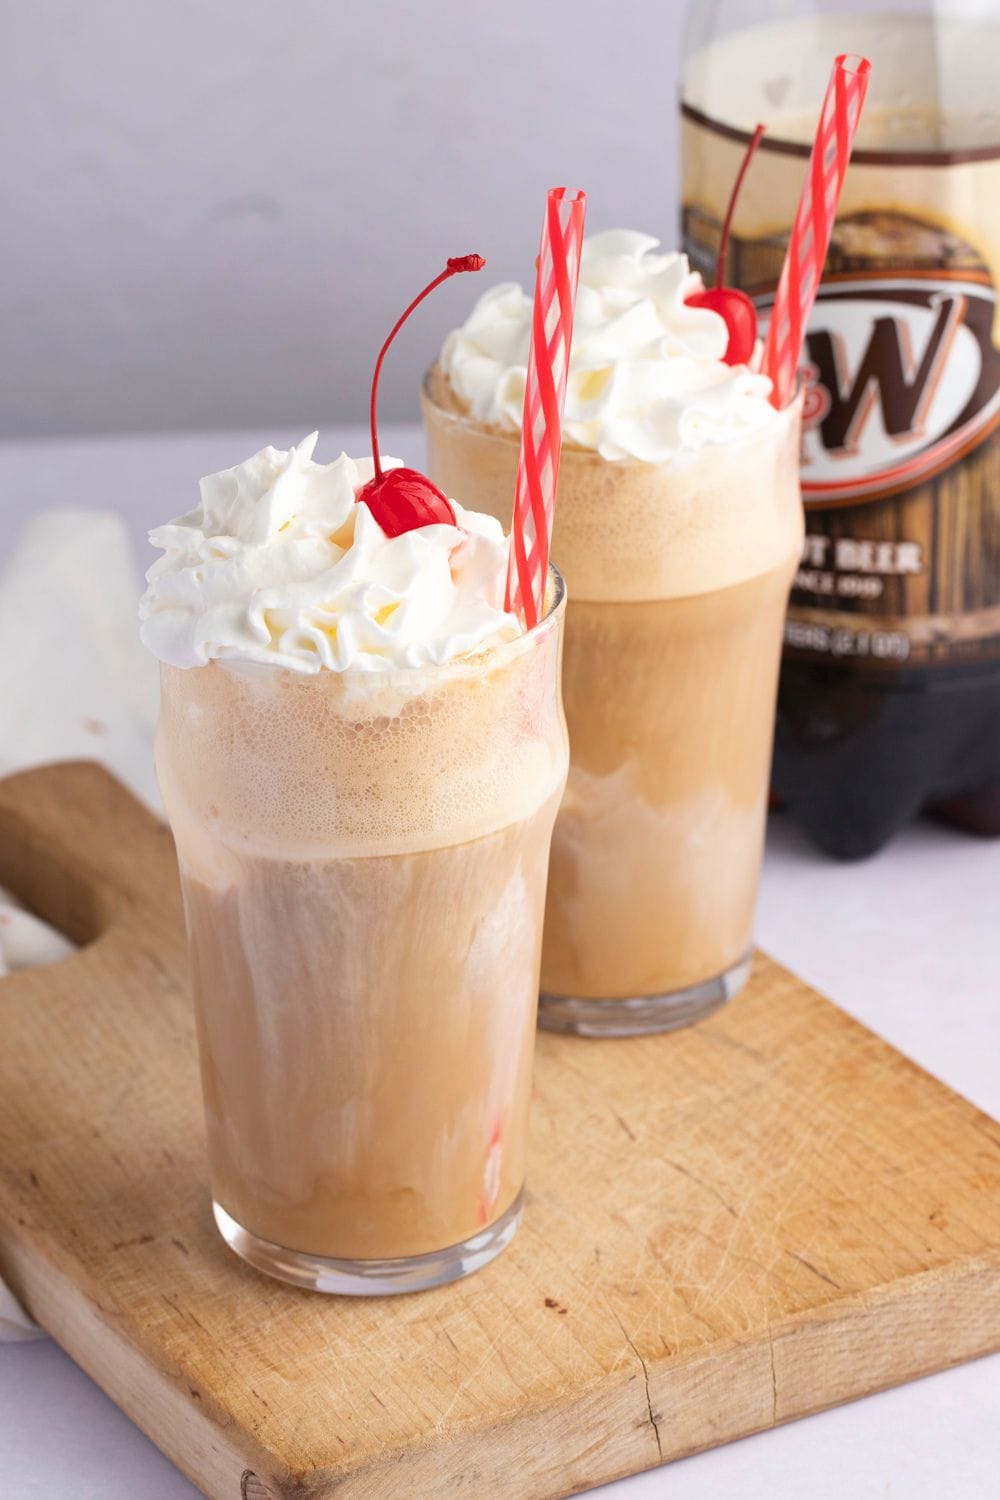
[369,254,486,478]
[715,122,766,289]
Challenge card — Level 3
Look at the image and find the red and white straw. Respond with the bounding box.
[763,53,871,410]
[505,187,587,629]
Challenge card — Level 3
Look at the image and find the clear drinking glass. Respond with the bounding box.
[424,371,802,1036]
[156,571,567,1293]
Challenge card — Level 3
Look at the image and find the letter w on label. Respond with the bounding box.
[768,275,999,505]
[808,293,965,455]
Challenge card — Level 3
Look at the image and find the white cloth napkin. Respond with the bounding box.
[0,885,77,977]
[0,508,158,1339]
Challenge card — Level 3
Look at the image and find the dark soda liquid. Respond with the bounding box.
[773,657,1000,858]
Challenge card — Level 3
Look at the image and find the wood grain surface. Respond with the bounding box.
[1,762,999,1500]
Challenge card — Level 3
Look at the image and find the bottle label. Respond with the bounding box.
[682,105,1000,669]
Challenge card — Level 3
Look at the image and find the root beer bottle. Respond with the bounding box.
[681,0,1000,857]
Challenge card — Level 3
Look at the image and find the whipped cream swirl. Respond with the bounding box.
[440,230,778,462]
[139,434,520,673]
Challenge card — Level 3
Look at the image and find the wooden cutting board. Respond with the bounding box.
[1,762,999,1500]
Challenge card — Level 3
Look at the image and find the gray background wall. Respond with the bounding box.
[1,0,685,439]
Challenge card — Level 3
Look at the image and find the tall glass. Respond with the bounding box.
[424,370,802,1036]
[156,574,567,1293]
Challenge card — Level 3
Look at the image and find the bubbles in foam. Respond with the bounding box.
[423,368,804,604]
[157,613,567,863]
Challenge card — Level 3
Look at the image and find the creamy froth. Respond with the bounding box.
[140,434,520,673]
[439,230,779,463]
[423,370,804,603]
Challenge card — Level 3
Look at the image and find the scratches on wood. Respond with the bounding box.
[611,1112,637,1143]
[610,1309,663,1462]
[663,1157,738,1220]
[787,1252,840,1290]
[111,1234,155,1252]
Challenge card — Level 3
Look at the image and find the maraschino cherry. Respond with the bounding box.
[685,123,766,366]
[355,254,486,536]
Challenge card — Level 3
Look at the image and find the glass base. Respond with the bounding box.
[212,1190,523,1296]
[538,952,752,1037]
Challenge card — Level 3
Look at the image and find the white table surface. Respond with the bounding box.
[1,422,998,1499]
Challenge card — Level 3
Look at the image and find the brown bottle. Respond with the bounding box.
[681,0,1000,856]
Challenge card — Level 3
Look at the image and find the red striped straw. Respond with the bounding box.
[763,53,871,409]
[505,187,587,629]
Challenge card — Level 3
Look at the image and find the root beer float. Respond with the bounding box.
[425,66,866,1034]
[140,253,569,1293]
[424,236,802,1031]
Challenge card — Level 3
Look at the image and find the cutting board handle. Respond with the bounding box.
[0,760,172,947]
